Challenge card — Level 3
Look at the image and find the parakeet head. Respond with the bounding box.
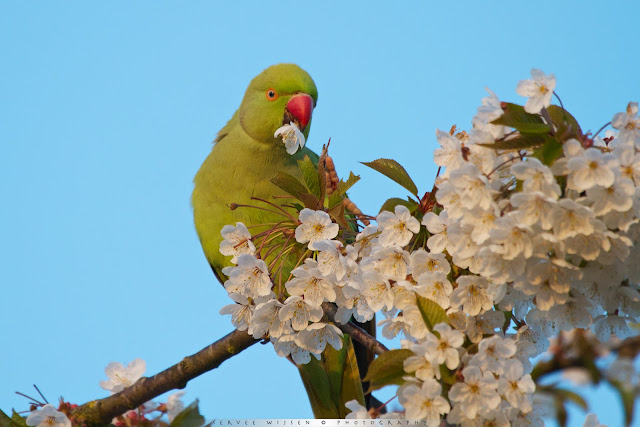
[239,63,318,144]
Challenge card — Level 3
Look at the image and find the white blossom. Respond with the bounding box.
[286,259,336,307]
[295,322,343,354]
[314,240,347,280]
[440,163,495,211]
[498,359,536,413]
[612,102,640,146]
[345,399,372,419]
[361,246,411,281]
[376,204,421,247]
[434,129,467,175]
[252,298,287,338]
[465,310,505,343]
[219,292,253,331]
[219,222,255,263]
[272,333,317,365]
[422,211,451,253]
[566,147,616,192]
[26,405,71,427]
[511,157,561,198]
[360,271,395,312]
[398,379,450,424]
[551,199,596,240]
[470,335,517,374]
[166,391,187,423]
[448,365,501,420]
[274,122,305,154]
[592,314,635,342]
[295,209,339,249]
[99,358,146,394]
[515,68,556,114]
[279,296,323,331]
[403,340,440,380]
[222,254,272,298]
[450,276,496,316]
[415,272,453,309]
[423,323,464,369]
[410,249,451,277]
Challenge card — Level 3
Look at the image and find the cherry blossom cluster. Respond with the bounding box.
[219,69,640,425]
[431,73,640,346]
[219,203,546,423]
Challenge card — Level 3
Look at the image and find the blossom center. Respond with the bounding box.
[114,373,131,387]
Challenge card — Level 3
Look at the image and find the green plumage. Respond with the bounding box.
[192,64,318,280]
[192,64,367,418]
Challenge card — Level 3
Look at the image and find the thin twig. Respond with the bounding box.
[592,121,612,139]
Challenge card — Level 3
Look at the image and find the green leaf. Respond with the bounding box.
[328,201,349,228]
[554,396,568,427]
[363,349,413,393]
[415,295,449,331]
[324,335,365,418]
[270,172,320,209]
[491,103,551,134]
[547,105,583,141]
[298,356,338,417]
[439,364,457,385]
[610,380,635,427]
[379,197,418,214]
[298,155,321,197]
[170,399,205,427]
[271,172,311,199]
[531,137,563,166]
[328,172,360,208]
[479,133,550,151]
[0,409,21,427]
[361,159,419,197]
[337,172,360,197]
[8,411,26,427]
[556,388,588,411]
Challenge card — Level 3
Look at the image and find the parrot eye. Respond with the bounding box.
[266,89,278,101]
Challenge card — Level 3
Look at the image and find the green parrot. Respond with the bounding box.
[192,64,371,418]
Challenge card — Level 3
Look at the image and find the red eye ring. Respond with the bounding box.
[266,88,278,101]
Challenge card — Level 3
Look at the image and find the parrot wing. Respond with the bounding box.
[214,109,239,143]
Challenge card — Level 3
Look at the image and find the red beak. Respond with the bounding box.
[286,93,314,132]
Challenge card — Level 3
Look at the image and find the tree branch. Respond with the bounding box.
[531,332,640,382]
[323,303,389,355]
[69,304,389,425]
[71,330,258,426]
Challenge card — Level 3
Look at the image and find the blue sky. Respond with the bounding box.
[1,1,638,425]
